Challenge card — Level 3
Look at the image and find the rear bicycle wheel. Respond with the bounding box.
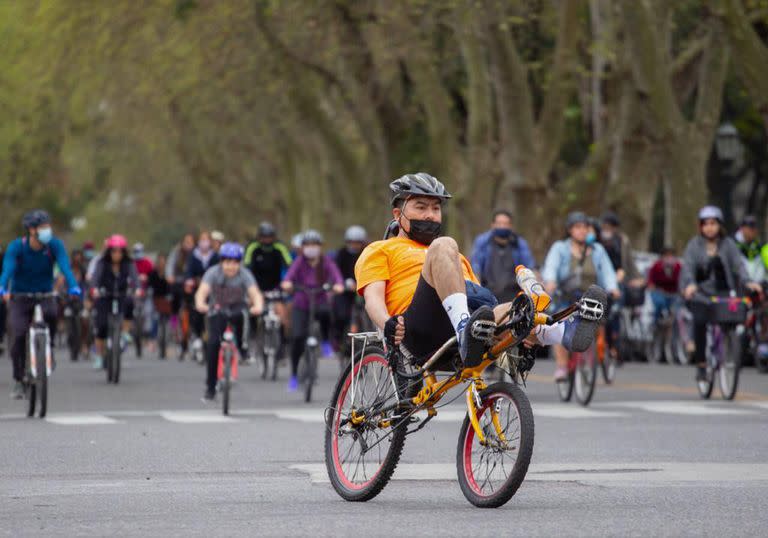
[457,382,535,508]
[324,345,405,502]
[718,327,741,401]
[574,346,598,406]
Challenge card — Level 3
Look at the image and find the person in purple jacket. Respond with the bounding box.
[281,230,344,392]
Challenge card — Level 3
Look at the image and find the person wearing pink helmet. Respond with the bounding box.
[89,235,141,369]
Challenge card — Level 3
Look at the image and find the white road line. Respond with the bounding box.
[604,401,759,416]
[291,462,768,485]
[45,414,119,425]
[160,412,242,424]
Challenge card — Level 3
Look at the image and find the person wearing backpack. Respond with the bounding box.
[0,210,81,399]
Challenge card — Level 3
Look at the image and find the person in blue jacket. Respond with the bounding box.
[0,210,81,398]
[470,209,536,302]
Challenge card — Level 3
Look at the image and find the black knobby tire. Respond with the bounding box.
[718,328,741,401]
[222,348,231,416]
[324,345,406,502]
[457,382,535,508]
[304,348,317,403]
[36,335,48,418]
[574,345,598,406]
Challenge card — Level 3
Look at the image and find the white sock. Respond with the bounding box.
[442,293,470,336]
[534,322,565,346]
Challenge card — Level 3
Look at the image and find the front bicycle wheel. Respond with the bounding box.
[697,328,716,399]
[555,371,573,402]
[304,348,317,403]
[601,351,616,384]
[158,316,167,359]
[325,345,405,502]
[718,327,741,401]
[68,316,80,362]
[222,348,231,416]
[574,346,597,406]
[35,335,48,418]
[457,382,535,508]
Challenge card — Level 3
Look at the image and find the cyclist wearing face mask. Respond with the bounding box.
[281,230,344,392]
[356,174,607,373]
[542,211,619,381]
[470,209,536,303]
[0,210,81,398]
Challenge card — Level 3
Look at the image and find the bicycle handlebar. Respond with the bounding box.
[9,291,58,300]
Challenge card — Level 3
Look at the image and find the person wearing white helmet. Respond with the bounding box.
[680,205,762,381]
[330,226,370,351]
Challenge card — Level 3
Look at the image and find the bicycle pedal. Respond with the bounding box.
[471,320,497,342]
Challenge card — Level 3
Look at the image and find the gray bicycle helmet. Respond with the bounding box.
[565,211,589,229]
[390,173,451,207]
[344,225,367,242]
[22,209,51,230]
[601,211,620,227]
[302,229,323,245]
[698,205,724,223]
[258,221,276,238]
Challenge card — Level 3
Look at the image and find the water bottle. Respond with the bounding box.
[515,265,551,312]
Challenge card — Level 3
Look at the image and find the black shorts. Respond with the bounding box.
[402,276,498,365]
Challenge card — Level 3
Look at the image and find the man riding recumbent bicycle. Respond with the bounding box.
[323,174,607,507]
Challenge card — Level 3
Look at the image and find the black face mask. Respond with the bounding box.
[401,215,442,245]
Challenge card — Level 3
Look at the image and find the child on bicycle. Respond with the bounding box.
[195,242,263,402]
[281,230,344,392]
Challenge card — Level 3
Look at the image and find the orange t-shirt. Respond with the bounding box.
[355,236,479,316]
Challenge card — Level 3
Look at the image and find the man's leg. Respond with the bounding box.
[8,299,32,390]
[421,237,495,361]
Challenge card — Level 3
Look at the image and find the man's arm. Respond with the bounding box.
[52,239,79,290]
[0,240,19,290]
[362,281,391,330]
[247,284,264,315]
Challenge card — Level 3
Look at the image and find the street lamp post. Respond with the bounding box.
[713,122,744,227]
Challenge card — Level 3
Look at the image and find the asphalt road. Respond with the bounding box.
[1,343,767,537]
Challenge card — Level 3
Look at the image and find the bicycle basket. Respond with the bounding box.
[688,297,748,325]
[623,286,646,308]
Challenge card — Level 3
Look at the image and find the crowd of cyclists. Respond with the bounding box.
[2,182,768,403]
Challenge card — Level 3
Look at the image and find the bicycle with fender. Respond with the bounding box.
[293,284,332,403]
[207,306,245,415]
[690,294,749,400]
[324,282,605,507]
[12,292,58,418]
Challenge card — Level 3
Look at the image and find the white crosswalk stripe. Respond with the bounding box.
[0,400,764,425]
[291,462,768,485]
[45,414,119,425]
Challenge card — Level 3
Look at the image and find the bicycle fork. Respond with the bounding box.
[465,378,507,446]
[28,305,52,378]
